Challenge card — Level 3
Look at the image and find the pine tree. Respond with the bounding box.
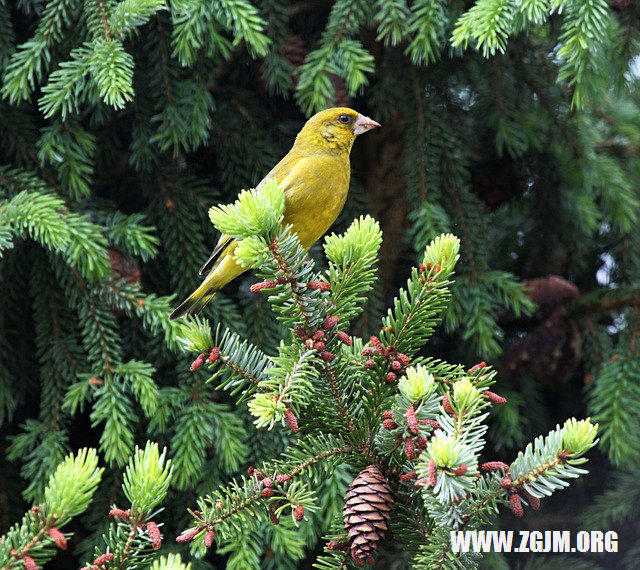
[171,182,597,568]
[1,0,639,567]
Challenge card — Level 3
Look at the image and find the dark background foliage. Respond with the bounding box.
[1,0,639,567]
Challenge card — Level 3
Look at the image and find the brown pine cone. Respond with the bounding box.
[108,248,140,286]
[284,34,307,68]
[343,464,394,565]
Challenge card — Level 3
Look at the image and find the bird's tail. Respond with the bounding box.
[169,288,217,320]
[169,269,223,320]
[169,251,243,320]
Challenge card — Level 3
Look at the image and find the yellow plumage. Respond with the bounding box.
[170,107,380,320]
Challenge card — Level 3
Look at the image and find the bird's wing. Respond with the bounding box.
[199,151,301,275]
[267,153,314,199]
[199,233,233,274]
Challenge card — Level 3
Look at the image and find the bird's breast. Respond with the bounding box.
[282,155,350,250]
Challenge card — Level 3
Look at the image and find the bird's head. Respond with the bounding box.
[295,107,380,155]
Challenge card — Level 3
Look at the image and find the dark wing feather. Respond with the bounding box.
[199,150,299,275]
[199,234,233,274]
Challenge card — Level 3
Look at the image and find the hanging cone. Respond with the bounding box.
[284,34,307,68]
[343,464,394,565]
[108,248,141,285]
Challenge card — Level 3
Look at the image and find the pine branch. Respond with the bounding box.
[322,364,356,434]
[0,449,103,569]
[179,319,270,393]
[84,443,172,569]
[588,353,640,467]
[177,439,351,550]
[1,0,80,104]
[568,288,640,317]
[379,233,460,356]
[295,0,373,112]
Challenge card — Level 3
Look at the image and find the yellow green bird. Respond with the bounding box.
[169,107,380,320]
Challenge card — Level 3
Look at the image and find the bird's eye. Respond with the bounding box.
[338,114,352,124]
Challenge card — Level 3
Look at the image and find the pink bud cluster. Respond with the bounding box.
[361,336,410,383]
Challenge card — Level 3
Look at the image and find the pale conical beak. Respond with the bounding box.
[354,115,381,136]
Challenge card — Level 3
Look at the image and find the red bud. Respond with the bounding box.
[419,419,442,431]
[250,280,277,293]
[176,527,201,543]
[284,409,299,433]
[469,362,487,373]
[400,470,417,481]
[406,406,419,434]
[308,281,331,291]
[336,331,352,346]
[293,504,305,521]
[404,438,416,460]
[528,495,540,510]
[484,391,507,404]
[453,464,468,476]
[396,353,410,367]
[293,326,308,339]
[383,419,397,430]
[190,354,207,371]
[22,556,38,570]
[510,493,524,517]
[204,529,216,548]
[501,477,513,489]
[370,336,383,353]
[323,316,339,330]
[146,521,162,550]
[207,347,220,362]
[427,459,437,487]
[47,527,67,550]
[93,553,115,566]
[481,461,510,472]
[109,508,131,521]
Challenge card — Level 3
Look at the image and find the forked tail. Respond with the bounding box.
[169,289,217,320]
[169,250,243,320]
